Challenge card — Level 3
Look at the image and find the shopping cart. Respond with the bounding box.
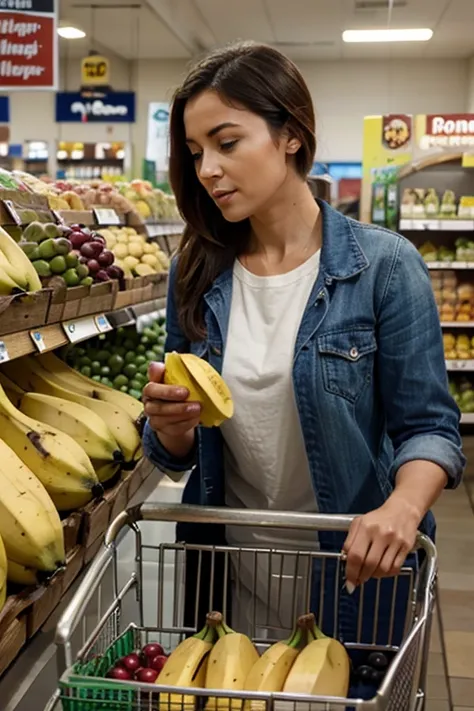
[43,503,437,711]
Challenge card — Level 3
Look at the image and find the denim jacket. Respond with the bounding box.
[144,200,465,651]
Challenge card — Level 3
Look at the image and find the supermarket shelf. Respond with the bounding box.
[461,414,474,424]
[446,360,474,371]
[0,296,165,364]
[146,220,184,237]
[427,261,474,270]
[440,321,474,328]
[399,219,474,231]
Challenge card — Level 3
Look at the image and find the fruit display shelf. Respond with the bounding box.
[0,456,155,678]
[426,262,474,270]
[461,414,474,424]
[0,296,166,364]
[399,219,474,231]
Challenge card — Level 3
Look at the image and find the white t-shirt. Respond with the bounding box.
[221,251,321,634]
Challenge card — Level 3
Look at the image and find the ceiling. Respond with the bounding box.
[58,0,474,61]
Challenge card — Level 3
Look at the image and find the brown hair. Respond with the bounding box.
[169,41,316,341]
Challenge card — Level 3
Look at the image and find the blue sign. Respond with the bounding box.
[55,92,135,123]
[0,97,9,123]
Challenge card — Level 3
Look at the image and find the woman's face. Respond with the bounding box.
[183,90,298,223]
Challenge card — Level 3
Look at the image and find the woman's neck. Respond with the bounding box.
[243,176,322,275]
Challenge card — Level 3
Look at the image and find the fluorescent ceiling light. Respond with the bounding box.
[342,28,433,43]
[57,26,86,39]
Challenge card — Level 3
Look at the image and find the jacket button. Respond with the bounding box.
[350,347,359,359]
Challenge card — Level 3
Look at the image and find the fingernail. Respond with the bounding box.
[186,404,200,413]
[176,388,188,398]
[346,582,356,595]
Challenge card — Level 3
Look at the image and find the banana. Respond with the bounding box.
[282,614,350,698]
[0,371,24,408]
[38,352,144,424]
[20,392,124,465]
[164,352,233,428]
[0,534,7,612]
[8,559,41,586]
[3,357,141,464]
[0,263,25,295]
[205,612,259,710]
[0,438,65,573]
[0,380,101,511]
[92,460,122,484]
[244,620,304,708]
[157,613,219,711]
[0,225,42,292]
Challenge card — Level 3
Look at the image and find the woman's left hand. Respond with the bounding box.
[342,498,421,590]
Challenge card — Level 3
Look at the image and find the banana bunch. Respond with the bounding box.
[0,534,7,612]
[0,225,42,294]
[164,353,234,428]
[0,438,65,585]
[3,355,141,467]
[0,377,101,511]
[157,613,220,711]
[282,613,350,698]
[205,613,259,710]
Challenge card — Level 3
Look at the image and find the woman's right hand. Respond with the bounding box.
[143,362,202,440]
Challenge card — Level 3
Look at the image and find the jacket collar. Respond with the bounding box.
[205,199,370,302]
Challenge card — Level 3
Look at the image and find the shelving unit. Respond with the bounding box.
[399,219,474,231]
[0,297,165,363]
[426,262,474,270]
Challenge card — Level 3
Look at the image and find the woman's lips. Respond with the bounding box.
[213,190,237,204]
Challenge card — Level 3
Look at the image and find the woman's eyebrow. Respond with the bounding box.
[186,122,241,143]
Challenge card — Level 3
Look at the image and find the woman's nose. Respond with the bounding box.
[198,151,223,180]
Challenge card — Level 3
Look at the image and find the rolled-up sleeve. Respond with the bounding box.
[377,237,466,488]
[142,257,197,476]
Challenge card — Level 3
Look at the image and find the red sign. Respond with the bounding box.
[0,7,57,89]
[426,114,474,137]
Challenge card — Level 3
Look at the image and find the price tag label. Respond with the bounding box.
[95,314,112,333]
[93,208,121,225]
[62,316,99,344]
[0,341,10,363]
[30,330,46,352]
[2,200,22,225]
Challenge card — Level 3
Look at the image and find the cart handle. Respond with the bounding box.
[106,502,437,555]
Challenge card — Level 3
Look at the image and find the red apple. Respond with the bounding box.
[98,249,114,267]
[150,655,167,673]
[96,269,111,282]
[81,241,104,259]
[92,234,106,245]
[119,653,141,672]
[107,666,132,680]
[135,668,159,683]
[142,643,164,660]
[87,259,100,274]
[107,265,124,279]
[69,231,90,249]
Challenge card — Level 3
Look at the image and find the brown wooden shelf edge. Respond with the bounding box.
[0,296,166,364]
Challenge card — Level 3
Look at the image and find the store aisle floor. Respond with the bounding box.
[427,463,474,710]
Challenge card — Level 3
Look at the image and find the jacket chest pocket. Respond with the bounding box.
[317,328,377,404]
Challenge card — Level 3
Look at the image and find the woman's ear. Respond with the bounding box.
[286,137,301,155]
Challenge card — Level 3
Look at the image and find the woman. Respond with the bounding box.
[143,41,464,682]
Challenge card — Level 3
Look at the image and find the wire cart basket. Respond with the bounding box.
[44,503,438,711]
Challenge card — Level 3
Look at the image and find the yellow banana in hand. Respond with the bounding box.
[282,613,350,698]
[157,613,219,711]
[205,612,259,710]
[164,352,233,428]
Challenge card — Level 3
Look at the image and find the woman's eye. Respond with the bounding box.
[191,152,202,162]
[221,140,238,152]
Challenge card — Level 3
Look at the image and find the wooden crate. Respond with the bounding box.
[0,458,150,677]
[78,280,118,317]
[0,289,51,337]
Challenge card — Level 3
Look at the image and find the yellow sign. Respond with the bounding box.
[81,55,110,86]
